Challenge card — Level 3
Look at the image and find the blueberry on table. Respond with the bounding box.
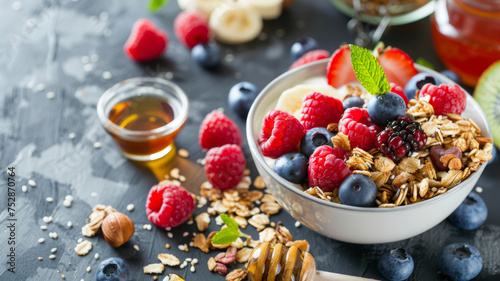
[290,37,318,62]
[438,243,483,281]
[338,174,377,207]
[448,192,488,230]
[342,96,364,110]
[300,127,335,158]
[191,43,219,68]
[367,92,407,127]
[404,72,441,100]
[228,81,259,118]
[96,257,132,281]
[273,153,308,184]
[378,248,414,281]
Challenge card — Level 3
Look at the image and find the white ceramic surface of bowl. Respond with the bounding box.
[246,60,492,244]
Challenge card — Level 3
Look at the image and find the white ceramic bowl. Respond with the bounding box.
[246,60,492,244]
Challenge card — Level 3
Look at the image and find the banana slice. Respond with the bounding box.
[239,0,283,20]
[192,0,227,17]
[209,4,263,44]
[275,84,341,119]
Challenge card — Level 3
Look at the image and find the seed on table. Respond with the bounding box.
[46,92,55,99]
[51,248,57,253]
[28,180,36,187]
[190,265,196,272]
[40,225,47,230]
[126,204,134,211]
[49,254,56,259]
[183,232,189,237]
[94,253,100,260]
[22,185,28,192]
[143,224,152,231]
[86,266,91,272]
[38,238,45,243]
[167,232,173,238]
[133,245,140,251]
[43,216,52,223]
[46,197,54,203]
[295,221,301,228]
[102,71,112,80]
[93,142,102,149]
[68,133,76,139]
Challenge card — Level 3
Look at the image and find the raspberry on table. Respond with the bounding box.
[300,92,343,131]
[308,145,352,192]
[174,11,210,49]
[204,144,246,190]
[339,108,381,151]
[289,50,330,70]
[123,19,168,62]
[259,109,304,158]
[199,110,243,150]
[418,83,466,116]
[146,182,195,228]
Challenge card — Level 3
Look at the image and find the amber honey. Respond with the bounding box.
[107,94,184,158]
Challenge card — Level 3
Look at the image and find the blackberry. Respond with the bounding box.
[375,115,427,161]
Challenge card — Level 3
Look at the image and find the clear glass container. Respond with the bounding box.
[97,77,189,161]
[431,0,500,86]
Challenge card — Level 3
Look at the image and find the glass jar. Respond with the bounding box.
[431,0,500,86]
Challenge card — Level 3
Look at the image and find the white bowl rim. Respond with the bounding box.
[246,58,492,214]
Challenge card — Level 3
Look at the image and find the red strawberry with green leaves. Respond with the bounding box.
[326,45,357,88]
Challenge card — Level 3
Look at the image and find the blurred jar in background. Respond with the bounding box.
[431,0,500,86]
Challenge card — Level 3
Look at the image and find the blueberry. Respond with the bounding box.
[440,69,461,84]
[448,192,487,230]
[290,37,318,62]
[228,81,259,118]
[96,257,132,281]
[378,248,414,281]
[404,73,441,100]
[438,243,483,281]
[300,127,335,158]
[367,92,407,127]
[273,153,308,184]
[338,174,377,207]
[191,43,219,68]
[342,96,365,110]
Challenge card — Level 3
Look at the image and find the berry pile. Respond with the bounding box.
[375,115,427,161]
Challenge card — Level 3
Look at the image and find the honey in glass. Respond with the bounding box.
[431,0,500,86]
[97,78,189,161]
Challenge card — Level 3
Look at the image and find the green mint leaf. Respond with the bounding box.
[149,0,169,13]
[211,227,240,245]
[349,44,391,96]
[220,214,238,231]
[415,58,435,70]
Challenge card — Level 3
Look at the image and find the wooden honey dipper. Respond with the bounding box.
[246,242,378,281]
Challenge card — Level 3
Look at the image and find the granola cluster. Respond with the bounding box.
[310,96,493,207]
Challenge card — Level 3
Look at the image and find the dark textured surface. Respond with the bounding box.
[0,0,499,280]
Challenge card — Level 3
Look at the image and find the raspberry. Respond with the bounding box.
[300,92,343,131]
[145,182,195,228]
[174,11,210,49]
[308,146,352,192]
[289,50,330,70]
[199,110,242,150]
[124,19,168,62]
[259,109,304,158]
[418,83,466,116]
[375,115,427,161]
[205,144,246,190]
[390,83,409,105]
[331,147,350,160]
[339,108,381,151]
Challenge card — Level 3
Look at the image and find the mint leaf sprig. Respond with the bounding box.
[349,44,391,96]
[149,0,170,13]
[211,214,250,245]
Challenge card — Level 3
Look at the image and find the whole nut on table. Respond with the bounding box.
[101,212,135,247]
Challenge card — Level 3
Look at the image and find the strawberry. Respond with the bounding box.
[124,19,168,62]
[326,45,357,88]
[376,46,418,88]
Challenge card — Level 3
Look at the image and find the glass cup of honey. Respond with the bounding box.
[97,77,189,161]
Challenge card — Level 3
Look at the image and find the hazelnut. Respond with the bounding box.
[101,212,135,247]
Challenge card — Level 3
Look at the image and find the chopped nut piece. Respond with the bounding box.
[448,158,462,170]
[253,176,266,189]
[193,233,210,253]
[226,269,247,281]
[75,240,92,256]
[440,154,456,167]
[195,213,211,232]
[158,253,180,266]
[143,263,164,274]
[207,257,217,271]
